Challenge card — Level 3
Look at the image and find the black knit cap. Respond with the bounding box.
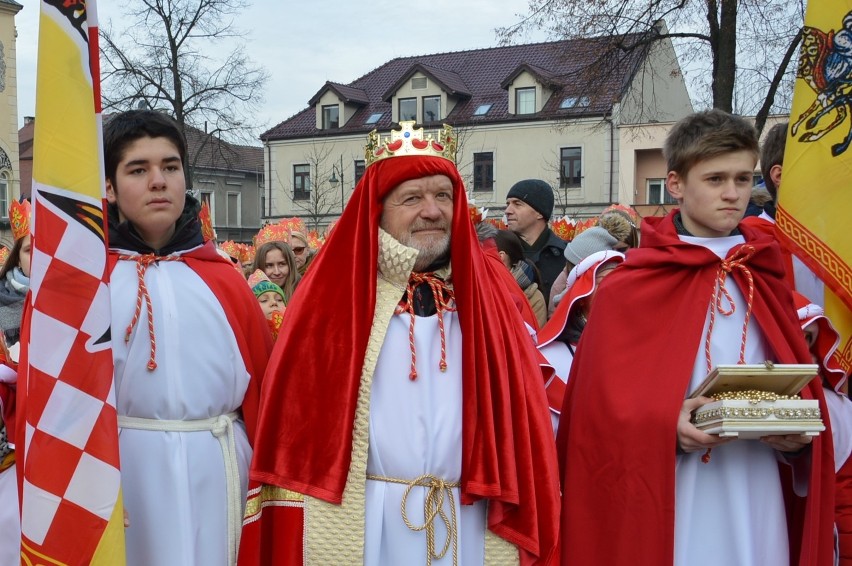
[506,179,555,221]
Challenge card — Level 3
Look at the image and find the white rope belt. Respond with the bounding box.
[118,411,242,565]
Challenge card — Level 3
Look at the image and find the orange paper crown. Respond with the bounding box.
[9,199,31,241]
[278,217,307,237]
[0,246,9,266]
[550,217,576,242]
[255,222,291,247]
[365,121,457,167]
[306,230,324,251]
[219,240,240,260]
[572,217,597,238]
[238,244,255,264]
[199,201,215,242]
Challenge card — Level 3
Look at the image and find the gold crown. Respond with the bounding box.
[365,121,457,167]
[9,199,31,241]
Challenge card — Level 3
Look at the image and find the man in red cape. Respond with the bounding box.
[557,111,834,565]
[239,122,560,565]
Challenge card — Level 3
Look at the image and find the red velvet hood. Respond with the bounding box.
[250,155,560,563]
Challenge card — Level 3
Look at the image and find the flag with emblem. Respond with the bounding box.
[776,0,852,376]
[17,0,126,563]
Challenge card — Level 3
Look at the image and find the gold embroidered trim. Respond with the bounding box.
[304,230,418,564]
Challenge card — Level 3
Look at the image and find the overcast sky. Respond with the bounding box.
[14,0,548,138]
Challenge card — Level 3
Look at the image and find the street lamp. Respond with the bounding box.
[328,155,345,213]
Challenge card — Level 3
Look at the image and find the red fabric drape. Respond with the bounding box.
[248,155,560,563]
[557,211,834,565]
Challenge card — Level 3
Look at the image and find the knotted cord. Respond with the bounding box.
[118,253,184,371]
[367,473,460,566]
[701,245,756,464]
[396,273,456,381]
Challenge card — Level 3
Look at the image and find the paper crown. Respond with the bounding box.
[550,217,576,242]
[220,240,240,260]
[0,246,9,266]
[306,230,324,251]
[247,268,271,289]
[10,199,31,241]
[255,222,290,247]
[279,217,307,236]
[239,243,255,264]
[199,201,215,242]
[468,204,488,225]
[365,121,457,167]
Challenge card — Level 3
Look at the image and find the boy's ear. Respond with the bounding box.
[665,171,683,201]
[106,178,117,203]
[769,163,782,192]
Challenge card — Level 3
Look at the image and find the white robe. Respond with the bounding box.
[674,235,792,566]
[111,252,251,566]
[364,310,487,566]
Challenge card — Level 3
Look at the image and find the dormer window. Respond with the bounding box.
[516,87,536,115]
[322,105,339,129]
[423,96,441,122]
[560,96,590,109]
[399,98,417,121]
[365,112,384,125]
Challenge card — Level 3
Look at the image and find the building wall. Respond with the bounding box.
[619,36,694,125]
[265,117,619,225]
[0,2,22,245]
[194,168,264,243]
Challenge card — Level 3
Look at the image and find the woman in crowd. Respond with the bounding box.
[250,241,300,304]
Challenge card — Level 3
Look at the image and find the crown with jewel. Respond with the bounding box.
[365,121,457,167]
[9,199,31,241]
[199,201,215,242]
[255,222,291,247]
[0,246,9,266]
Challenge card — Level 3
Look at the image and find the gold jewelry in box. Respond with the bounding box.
[689,363,824,439]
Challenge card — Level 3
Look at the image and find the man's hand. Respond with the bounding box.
[677,397,734,453]
[761,434,813,453]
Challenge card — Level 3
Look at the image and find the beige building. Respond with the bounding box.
[262,29,694,227]
[0,0,22,246]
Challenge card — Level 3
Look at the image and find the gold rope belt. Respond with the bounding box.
[367,473,461,566]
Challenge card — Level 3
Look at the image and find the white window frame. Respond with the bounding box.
[647,178,676,205]
[226,191,241,227]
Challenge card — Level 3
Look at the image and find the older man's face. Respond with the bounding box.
[380,174,454,271]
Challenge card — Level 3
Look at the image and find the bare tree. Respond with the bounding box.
[289,143,347,231]
[498,0,805,135]
[100,0,269,186]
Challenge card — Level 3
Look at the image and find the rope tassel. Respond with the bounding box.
[397,273,456,381]
[119,253,183,371]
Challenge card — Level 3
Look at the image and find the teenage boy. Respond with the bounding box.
[104,110,271,566]
[556,110,834,566]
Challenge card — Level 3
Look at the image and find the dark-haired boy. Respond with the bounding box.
[557,110,834,565]
[104,110,270,565]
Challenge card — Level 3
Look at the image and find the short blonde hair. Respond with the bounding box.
[664,110,759,177]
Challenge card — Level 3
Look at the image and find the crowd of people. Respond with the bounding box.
[0,108,849,565]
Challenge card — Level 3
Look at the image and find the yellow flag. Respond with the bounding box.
[777,0,852,375]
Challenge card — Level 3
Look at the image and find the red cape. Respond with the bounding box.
[557,211,834,565]
[245,156,559,564]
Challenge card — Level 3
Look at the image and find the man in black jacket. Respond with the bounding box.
[505,179,566,306]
